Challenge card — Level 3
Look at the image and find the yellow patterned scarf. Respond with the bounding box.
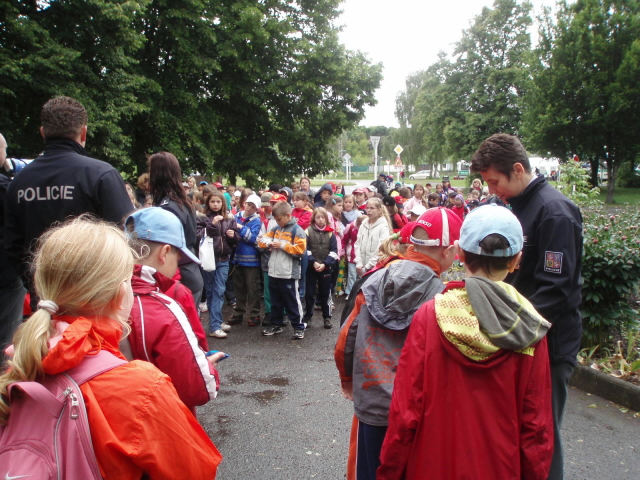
[435,289,500,361]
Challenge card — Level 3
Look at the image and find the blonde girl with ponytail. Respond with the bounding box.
[0,216,221,479]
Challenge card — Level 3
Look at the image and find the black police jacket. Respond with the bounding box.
[4,138,133,280]
[506,176,583,365]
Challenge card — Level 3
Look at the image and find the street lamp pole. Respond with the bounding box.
[370,136,381,179]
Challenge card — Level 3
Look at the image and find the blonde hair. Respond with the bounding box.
[366,198,393,235]
[377,235,408,264]
[0,217,134,425]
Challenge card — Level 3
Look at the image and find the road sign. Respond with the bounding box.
[394,156,402,167]
[394,145,403,155]
[458,170,469,177]
[343,153,351,162]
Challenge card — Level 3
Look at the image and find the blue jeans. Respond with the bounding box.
[203,261,229,332]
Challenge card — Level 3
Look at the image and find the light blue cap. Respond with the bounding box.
[458,205,523,257]
[126,207,201,265]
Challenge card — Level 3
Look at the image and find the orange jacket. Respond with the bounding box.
[42,315,221,479]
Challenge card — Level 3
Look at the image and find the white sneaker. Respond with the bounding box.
[199,302,208,313]
[209,329,227,338]
[220,323,232,332]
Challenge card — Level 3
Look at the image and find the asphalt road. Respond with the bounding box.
[197,298,640,480]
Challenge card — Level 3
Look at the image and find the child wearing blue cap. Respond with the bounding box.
[378,205,554,480]
[125,207,225,413]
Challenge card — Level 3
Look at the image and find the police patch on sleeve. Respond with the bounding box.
[544,251,563,274]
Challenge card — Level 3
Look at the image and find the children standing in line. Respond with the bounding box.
[335,208,463,480]
[450,193,470,221]
[355,198,392,276]
[342,215,365,299]
[378,205,553,480]
[292,191,313,229]
[196,191,239,337]
[434,183,447,206]
[304,207,339,329]
[341,194,362,228]
[403,183,427,212]
[258,201,307,339]
[0,218,222,478]
[382,195,408,233]
[229,194,263,327]
[257,193,277,326]
[353,188,368,211]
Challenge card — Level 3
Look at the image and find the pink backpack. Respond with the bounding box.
[0,351,126,479]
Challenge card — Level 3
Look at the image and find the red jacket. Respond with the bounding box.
[41,316,221,479]
[129,265,219,409]
[292,206,313,230]
[378,286,553,480]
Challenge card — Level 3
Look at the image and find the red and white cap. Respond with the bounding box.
[410,207,463,247]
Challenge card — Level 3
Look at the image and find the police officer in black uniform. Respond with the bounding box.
[4,97,133,308]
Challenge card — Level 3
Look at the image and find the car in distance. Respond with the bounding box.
[409,170,430,180]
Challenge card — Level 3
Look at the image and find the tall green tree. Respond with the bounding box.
[410,0,533,163]
[523,0,640,202]
[0,0,150,169]
[1,0,382,186]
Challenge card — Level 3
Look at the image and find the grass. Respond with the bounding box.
[598,187,640,205]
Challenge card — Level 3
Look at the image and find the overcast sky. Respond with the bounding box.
[337,0,560,127]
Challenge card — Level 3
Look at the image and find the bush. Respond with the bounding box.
[558,160,640,346]
[616,162,640,188]
[580,206,640,346]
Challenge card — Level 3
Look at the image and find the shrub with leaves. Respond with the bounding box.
[558,159,640,347]
[580,206,640,346]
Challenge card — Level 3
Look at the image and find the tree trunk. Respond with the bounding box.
[606,163,616,204]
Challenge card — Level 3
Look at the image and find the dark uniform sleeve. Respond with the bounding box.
[527,213,582,324]
[95,169,134,225]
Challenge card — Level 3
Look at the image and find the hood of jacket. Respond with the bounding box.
[362,260,444,330]
[313,183,334,204]
[436,279,551,362]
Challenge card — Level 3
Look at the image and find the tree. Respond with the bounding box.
[0,0,382,186]
[0,0,150,170]
[523,0,640,202]
[411,0,533,164]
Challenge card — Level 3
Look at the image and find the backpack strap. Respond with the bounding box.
[7,382,64,417]
[5,351,125,416]
[64,350,127,386]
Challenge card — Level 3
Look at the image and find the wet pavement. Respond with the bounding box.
[197,297,640,480]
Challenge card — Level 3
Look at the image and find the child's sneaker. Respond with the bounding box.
[262,312,271,326]
[248,316,261,327]
[262,325,284,336]
[209,329,227,338]
[227,316,243,326]
[292,329,305,340]
[220,323,232,332]
[323,318,332,329]
[199,302,208,312]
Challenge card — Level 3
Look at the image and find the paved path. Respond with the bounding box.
[197,299,640,480]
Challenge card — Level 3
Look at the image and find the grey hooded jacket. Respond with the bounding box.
[338,259,444,426]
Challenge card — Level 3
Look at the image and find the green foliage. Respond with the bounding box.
[409,0,533,163]
[557,160,640,347]
[556,159,600,203]
[0,0,382,185]
[578,205,640,346]
[616,161,640,188]
[524,0,640,203]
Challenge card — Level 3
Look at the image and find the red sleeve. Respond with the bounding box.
[521,337,554,480]
[334,293,365,386]
[299,210,312,230]
[377,300,432,480]
[172,283,208,351]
